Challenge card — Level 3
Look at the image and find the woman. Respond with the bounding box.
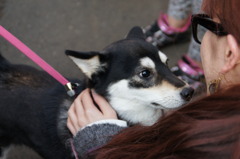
[67,0,240,158]
[90,85,240,159]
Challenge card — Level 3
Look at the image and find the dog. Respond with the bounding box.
[0,26,194,159]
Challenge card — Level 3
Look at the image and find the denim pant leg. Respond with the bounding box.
[167,0,192,20]
[187,0,205,62]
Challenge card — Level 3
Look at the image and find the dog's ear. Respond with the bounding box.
[65,50,106,78]
[126,26,145,40]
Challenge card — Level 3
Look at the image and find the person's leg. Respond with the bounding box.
[168,16,189,29]
[167,0,192,28]
[187,0,204,63]
[144,0,192,48]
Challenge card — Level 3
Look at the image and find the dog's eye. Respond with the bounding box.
[140,70,151,78]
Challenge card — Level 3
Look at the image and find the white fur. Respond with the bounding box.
[68,50,186,126]
[108,80,186,126]
[158,51,168,64]
[69,56,100,78]
[140,57,155,69]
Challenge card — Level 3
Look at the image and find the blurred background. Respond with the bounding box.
[0,0,188,158]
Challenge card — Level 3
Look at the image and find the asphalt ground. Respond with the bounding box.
[0,0,189,158]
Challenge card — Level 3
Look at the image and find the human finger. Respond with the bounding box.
[91,90,117,118]
[74,89,88,119]
[81,89,102,116]
[67,117,77,136]
[67,96,83,131]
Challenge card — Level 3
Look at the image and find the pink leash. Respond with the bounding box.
[0,25,79,158]
[0,25,76,97]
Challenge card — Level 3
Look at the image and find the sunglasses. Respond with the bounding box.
[191,14,228,44]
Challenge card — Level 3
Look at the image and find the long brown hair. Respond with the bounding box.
[202,0,240,43]
[87,2,240,157]
[90,84,240,159]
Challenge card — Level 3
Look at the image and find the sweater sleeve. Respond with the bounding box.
[72,119,128,158]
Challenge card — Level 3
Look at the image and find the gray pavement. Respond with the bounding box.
[0,0,189,158]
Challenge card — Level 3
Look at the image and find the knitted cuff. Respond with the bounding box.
[73,123,127,158]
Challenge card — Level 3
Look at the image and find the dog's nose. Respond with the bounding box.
[180,87,194,101]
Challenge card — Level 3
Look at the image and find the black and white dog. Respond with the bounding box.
[0,27,193,159]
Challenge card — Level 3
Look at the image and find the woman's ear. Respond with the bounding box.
[221,35,240,73]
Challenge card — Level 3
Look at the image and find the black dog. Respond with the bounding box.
[0,27,193,159]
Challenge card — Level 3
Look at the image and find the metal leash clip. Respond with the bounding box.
[64,82,80,97]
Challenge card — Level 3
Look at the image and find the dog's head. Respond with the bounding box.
[66,26,194,125]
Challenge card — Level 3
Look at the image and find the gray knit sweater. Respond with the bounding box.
[72,120,128,158]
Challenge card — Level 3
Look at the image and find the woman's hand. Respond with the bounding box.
[67,88,118,136]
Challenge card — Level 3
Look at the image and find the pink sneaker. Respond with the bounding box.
[143,13,191,48]
[171,55,206,96]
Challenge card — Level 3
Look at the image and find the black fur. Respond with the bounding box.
[0,56,83,158]
[0,27,187,158]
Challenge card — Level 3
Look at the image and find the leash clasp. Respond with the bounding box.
[65,82,79,97]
